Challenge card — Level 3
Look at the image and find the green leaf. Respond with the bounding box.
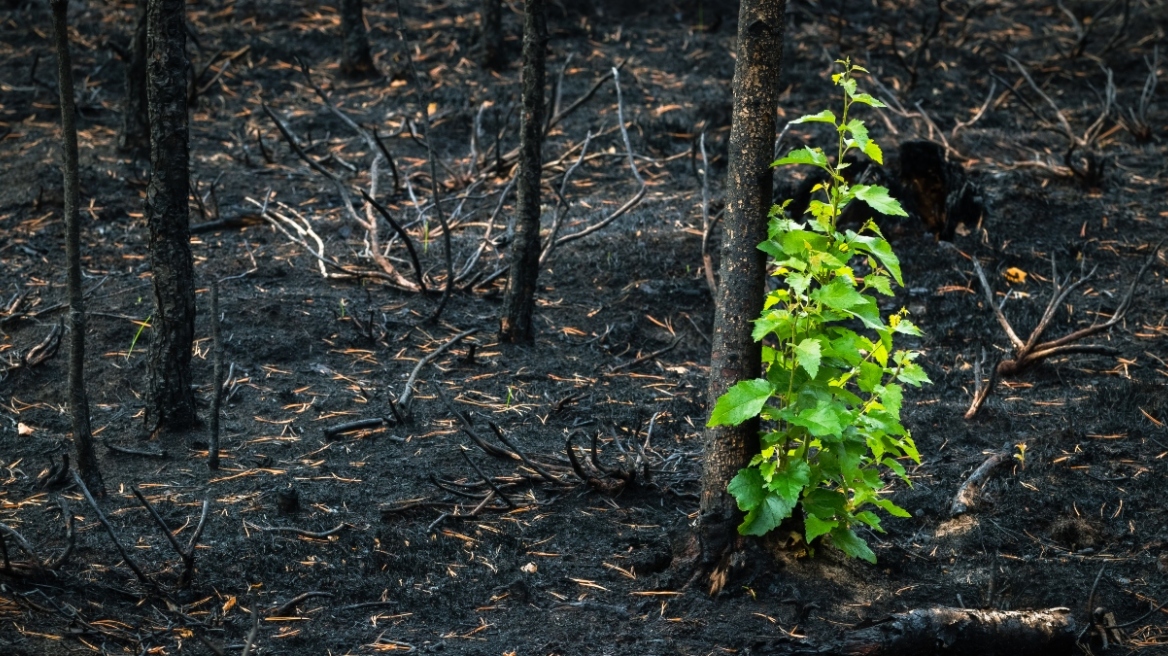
[804,515,837,543]
[773,147,828,168]
[812,278,867,312]
[897,363,931,387]
[794,338,822,379]
[843,119,869,149]
[849,93,887,108]
[727,468,766,512]
[788,401,847,437]
[872,496,912,518]
[854,510,884,532]
[753,310,791,342]
[847,232,903,286]
[739,491,797,536]
[852,185,908,217]
[803,487,847,518]
[768,459,811,506]
[791,109,837,125]
[708,379,773,427]
[830,526,876,563]
[863,274,893,296]
[862,140,884,164]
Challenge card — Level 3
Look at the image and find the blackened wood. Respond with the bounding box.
[481,0,504,70]
[119,0,149,153]
[50,0,105,495]
[698,0,786,567]
[498,0,547,343]
[340,0,374,77]
[145,0,198,433]
[839,607,1078,656]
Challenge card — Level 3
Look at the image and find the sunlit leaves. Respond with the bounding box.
[716,57,929,563]
[708,379,773,427]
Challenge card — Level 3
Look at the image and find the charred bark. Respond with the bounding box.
[50,0,104,495]
[498,0,547,343]
[118,0,149,153]
[145,0,198,433]
[696,0,786,588]
[340,0,375,77]
[481,0,504,70]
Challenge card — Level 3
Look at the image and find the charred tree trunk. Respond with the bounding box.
[118,0,149,153]
[340,0,375,77]
[696,0,786,583]
[145,0,198,434]
[498,0,546,343]
[480,0,504,70]
[50,0,104,495]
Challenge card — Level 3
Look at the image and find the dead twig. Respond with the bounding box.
[392,0,454,324]
[1119,46,1159,143]
[271,591,335,617]
[950,445,1012,515]
[71,470,156,589]
[397,328,479,412]
[1003,55,1114,185]
[965,241,1164,418]
[131,488,209,586]
[550,67,646,249]
[610,336,683,372]
[246,522,348,539]
[458,447,518,509]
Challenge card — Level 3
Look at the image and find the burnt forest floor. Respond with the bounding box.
[2,0,1168,654]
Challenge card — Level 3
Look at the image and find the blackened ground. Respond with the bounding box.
[1,0,1167,654]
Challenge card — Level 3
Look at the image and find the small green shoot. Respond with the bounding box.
[708,58,931,563]
[127,316,152,360]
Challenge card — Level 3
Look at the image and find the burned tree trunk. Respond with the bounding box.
[118,0,149,153]
[498,0,547,343]
[696,0,786,589]
[145,0,198,434]
[50,0,104,495]
[340,0,375,77]
[481,0,504,70]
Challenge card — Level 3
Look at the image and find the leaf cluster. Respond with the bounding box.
[709,59,930,562]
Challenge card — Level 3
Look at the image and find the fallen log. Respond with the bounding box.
[839,607,1077,656]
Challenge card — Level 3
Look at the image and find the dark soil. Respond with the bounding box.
[2,1,1167,654]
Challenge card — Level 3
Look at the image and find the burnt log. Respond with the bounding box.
[839,607,1077,656]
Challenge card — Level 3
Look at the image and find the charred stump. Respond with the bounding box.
[498,0,547,343]
[145,0,198,433]
[340,0,375,77]
[695,0,786,593]
[50,0,104,494]
[898,140,982,241]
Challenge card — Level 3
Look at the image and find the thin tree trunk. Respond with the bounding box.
[340,0,375,77]
[498,0,547,343]
[118,0,149,153]
[697,0,786,577]
[145,0,198,434]
[50,0,104,495]
[481,0,504,70]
